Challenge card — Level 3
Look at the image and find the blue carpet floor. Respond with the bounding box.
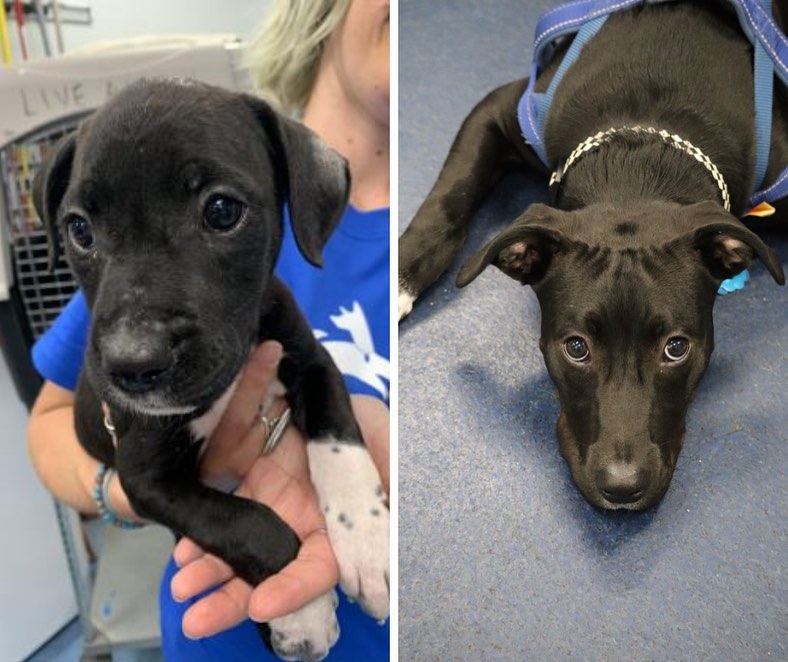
[398,2,787,659]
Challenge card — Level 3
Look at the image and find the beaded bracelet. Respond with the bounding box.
[92,463,145,530]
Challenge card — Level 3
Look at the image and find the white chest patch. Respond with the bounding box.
[307,440,389,621]
[134,404,198,417]
[187,376,241,443]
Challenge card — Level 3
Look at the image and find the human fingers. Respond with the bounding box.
[201,341,283,479]
[350,395,390,496]
[243,425,309,490]
[172,537,205,567]
[248,529,338,623]
[180,576,253,639]
[170,552,235,603]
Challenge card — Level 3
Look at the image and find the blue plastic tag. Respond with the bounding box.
[718,269,749,295]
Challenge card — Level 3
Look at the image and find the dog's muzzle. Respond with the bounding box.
[98,319,182,394]
[594,462,650,505]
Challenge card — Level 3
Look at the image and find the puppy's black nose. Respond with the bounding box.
[113,364,169,393]
[595,464,649,504]
[101,328,173,394]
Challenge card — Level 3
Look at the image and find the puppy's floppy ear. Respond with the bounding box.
[243,95,350,267]
[456,204,567,287]
[681,201,784,285]
[32,132,77,271]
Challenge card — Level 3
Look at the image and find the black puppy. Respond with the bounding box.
[399,2,786,510]
[34,79,389,660]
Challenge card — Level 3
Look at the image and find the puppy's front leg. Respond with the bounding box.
[110,414,300,587]
[399,77,544,319]
[263,282,390,620]
[305,433,389,620]
[77,378,340,660]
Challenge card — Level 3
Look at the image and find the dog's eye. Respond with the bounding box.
[664,336,690,362]
[66,215,95,251]
[563,336,590,362]
[203,195,245,231]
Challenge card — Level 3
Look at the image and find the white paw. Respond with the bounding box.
[307,441,390,620]
[398,287,416,321]
[268,590,340,662]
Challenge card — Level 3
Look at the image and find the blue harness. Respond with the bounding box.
[518,0,788,208]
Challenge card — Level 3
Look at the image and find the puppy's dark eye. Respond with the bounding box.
[664,336,690,362]
[66,215,95,251]
[563,336,590,362]
[203,195,245,231]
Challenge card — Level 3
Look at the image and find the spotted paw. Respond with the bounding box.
[268,590,340,662]
[307,441,390,620]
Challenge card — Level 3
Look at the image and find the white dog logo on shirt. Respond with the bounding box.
[314,302,390,399]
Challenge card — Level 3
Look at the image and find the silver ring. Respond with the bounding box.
[260,407,292,456]
[259,413,271,440]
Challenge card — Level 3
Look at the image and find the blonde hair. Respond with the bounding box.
[246,0,351,113]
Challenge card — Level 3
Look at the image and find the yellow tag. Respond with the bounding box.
[744,202,776,218]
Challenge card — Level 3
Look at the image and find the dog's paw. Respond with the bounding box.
[268,590,340,662]
[307,441,390,620]
[398,285,416,321]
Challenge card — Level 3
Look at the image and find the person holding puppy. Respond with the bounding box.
[27,0,390,659]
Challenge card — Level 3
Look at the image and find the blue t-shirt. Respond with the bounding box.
[32,205,390,661]
[277,206,390,403]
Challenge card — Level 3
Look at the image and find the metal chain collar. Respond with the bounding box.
[549,125,731,212]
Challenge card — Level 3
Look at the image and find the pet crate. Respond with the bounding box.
[0,35,252,658]
[1,120,82,340]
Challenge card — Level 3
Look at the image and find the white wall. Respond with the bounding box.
[0,357,76,660]
[3,0,272,63]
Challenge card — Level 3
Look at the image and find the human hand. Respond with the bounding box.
[170,341,340,638]
[170,343,390,639]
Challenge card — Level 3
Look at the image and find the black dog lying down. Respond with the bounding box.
[34,79,388,660]
[399,2,786,510]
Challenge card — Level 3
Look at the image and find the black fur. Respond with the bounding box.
[399,1,787,509]
[34,80,364,607]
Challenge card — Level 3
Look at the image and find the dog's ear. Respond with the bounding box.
[681,201,784,286]
[457,204,567,287]
[243,96,350,267]
[32,132,77,271]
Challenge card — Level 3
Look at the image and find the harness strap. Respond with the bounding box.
[751,0,774,191]
[731,0,788,83]
[722,0,787,199]
[535,16,608,165]
[519,0,644,165]
[532,0,644,72]
[749,168,788,205]
[519,0,788,205]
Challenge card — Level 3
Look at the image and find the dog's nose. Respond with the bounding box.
[101,327,173,394]
[595,463,649,504]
